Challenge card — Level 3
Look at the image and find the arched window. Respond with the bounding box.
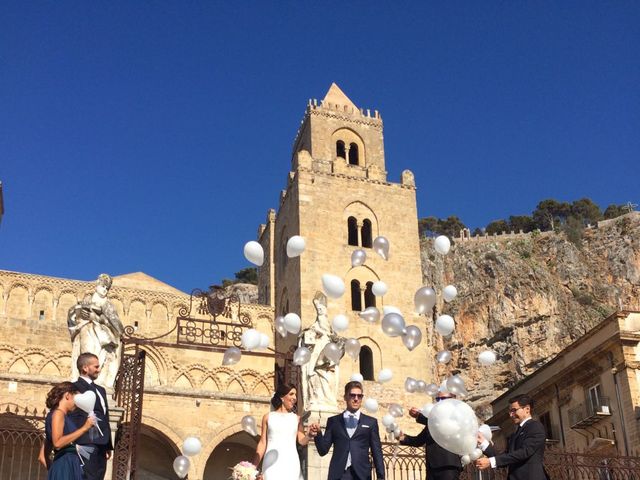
[348,143,359,165]
[364,281,376,308]
[336,141,346,159]
[350,280,362,311]
[361,219,372,248]
[359,346,374,380]
[347,216,358,246]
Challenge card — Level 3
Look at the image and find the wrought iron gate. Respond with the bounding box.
[0,404,47,480]
[112,346,146,480]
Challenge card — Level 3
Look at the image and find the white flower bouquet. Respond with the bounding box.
[230,461,258,480]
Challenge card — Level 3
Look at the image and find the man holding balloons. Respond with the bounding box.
[399,392,463,480]
[475,394,549,480]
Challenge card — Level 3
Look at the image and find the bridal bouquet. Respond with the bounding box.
[230,461,258,480]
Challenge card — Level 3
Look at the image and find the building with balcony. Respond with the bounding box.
[488,310,640,456]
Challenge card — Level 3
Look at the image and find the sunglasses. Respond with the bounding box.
[349,393,364,399]
[435,397,451,402]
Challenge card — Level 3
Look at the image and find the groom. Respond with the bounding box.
[310,381,385,480]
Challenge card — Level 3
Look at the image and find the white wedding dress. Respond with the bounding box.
[263,411,303,480]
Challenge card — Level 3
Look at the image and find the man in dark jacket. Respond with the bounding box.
[68,352,113,480]
[310,381,385,480]
[399,393,462,480]
[476,394,548,480]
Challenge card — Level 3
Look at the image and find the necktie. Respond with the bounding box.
[347,414,357,429]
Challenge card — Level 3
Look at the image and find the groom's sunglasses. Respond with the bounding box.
[349,394,364,399]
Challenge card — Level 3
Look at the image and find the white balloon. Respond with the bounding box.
[173,455,190,479]
[435,315,455,336]
[382,414,395,428]
[478,350,497,366]
[428,399,479,455]
[478,424,493,442]
[286,235,306,258]
[322,274,345,299]
[434,235,451,255]
[443,285,458,302]
[363,398,379,413]
[470,448,483,461]
[182,437,202,456]
[332,314,349,332]
[359,307,380,323]
[222,347,242,366]
[378,368,393,383]
[241,329,261,350]
[461,454,471,466]
[274,315,287,338]
[243,241,264,266]
[371,281,388,297]
[74,391,96,414]
[293,346,311,366]
[421,403,434,418]
[350,373,364,382]
[258,333,270,349]
[283,313,301,334]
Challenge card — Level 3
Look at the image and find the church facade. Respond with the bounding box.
[0,85,433,480]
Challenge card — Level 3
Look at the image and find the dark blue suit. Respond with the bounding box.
[68,378,113,480]
[484,419,548,480]
[314,411,385,480]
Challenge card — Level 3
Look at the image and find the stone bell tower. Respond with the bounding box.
[257,82,428,477]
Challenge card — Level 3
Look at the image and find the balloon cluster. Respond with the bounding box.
[404,377,439,396]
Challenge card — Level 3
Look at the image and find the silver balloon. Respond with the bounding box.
[424,383,439,397]
[388,403,404,418]
[222,347,241,366]
[416,380,427,393]
[344,338,361,360]
[351,249,367,267]
[414,287,437,314]
[241,415,258,436]
[445,374,468,396]
[358,306,380,323]
[293,346,311,366]
[402,325,422,351]
[274,315,288,338]
[381,313,406,337]
[436,350,453,364]
[173,455,190,479]
[322,342,343,364]
[372,236,390,260]
[404,377,418,393]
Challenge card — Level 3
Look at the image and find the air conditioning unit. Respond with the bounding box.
[596,405,610,415]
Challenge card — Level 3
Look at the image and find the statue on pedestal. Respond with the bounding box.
[300,292,344,412]
[67,274,124,388]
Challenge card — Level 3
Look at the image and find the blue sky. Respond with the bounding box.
[1,2,638,292]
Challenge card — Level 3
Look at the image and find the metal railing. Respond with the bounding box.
[371,444,640,480]
[569,396,612,427]
[0,410,47,480]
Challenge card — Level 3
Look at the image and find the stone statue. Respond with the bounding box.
[68,274,124,388]
[300,292,343,411]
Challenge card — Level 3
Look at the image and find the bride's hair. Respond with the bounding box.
[271,383,296,410]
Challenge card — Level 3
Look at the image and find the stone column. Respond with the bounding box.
[106,405,125,479]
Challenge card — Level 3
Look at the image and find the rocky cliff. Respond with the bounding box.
[422,212,640,417]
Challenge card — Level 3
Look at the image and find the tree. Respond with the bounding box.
[234,267,258,285]
[570,198,602,226]
[603,204,627,219]
[439,216,467,238]
[508,215,535,233]
[486,219,509,235]
[532,199,571,231]
[418,216,440,237]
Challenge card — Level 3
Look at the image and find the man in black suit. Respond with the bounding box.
[310,381,385,480]
[398,392,462,480]
[68,352,114,480]
[476,394,548,480]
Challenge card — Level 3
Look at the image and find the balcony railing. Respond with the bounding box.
[569,396,612,429]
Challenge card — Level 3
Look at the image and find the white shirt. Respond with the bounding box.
[81,376,106,413]
[342,410,361,469]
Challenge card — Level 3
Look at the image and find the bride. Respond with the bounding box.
[253,383,311,480]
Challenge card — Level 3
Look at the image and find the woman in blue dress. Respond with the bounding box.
[41,381,96,479]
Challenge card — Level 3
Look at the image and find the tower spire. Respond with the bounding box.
[322,83,358,110]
